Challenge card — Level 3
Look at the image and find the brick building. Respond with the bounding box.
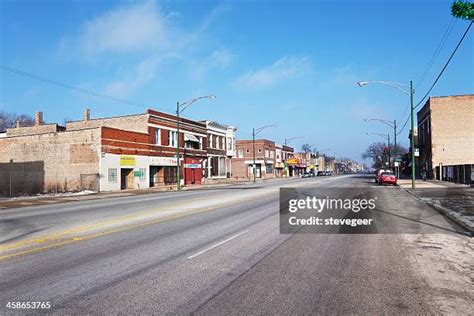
[417,94,474,184]
[0,108,208,195]
[233,139,279,179]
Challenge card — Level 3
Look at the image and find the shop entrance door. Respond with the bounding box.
[121,168,134,190]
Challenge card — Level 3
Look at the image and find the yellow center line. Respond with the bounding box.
[0,193,245,251]
[0,178,324,261]
[0,193,273,261]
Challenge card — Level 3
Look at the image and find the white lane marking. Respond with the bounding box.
[187,229,250,259]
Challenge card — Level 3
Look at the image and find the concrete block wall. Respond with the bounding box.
[0,128,101,196]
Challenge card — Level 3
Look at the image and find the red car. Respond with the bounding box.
[378,171,397,185]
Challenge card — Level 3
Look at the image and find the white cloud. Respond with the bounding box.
[77,2,173,56]
[189,49,235,80]
[234,56,311,89]
[102,56,164,96]
[59,2,232,96]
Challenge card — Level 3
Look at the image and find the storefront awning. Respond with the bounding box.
[184,133,200,142]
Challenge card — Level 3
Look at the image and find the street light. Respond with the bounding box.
[366,132,391,168]
[357,80,415,188]
[176,95,216,190]
[252,125,276,183]
[284,136,303,146]
[364,118,397,157]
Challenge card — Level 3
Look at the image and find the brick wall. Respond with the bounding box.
[231,158,250,179]
[0,128,101,195]
[429,95,474,168]
[6,124,63,137]
[66,114,148,133]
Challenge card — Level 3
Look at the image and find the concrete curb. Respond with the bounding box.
[399,185,473,237]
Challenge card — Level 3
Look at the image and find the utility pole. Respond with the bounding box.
[387,133,391,168]
[410,80,416,189]
[176,101,181,190]
[253,128,256,183]
[9,159,13,197]
[393,120,397,156]
[174,95,216,191]
[251,125,276,183]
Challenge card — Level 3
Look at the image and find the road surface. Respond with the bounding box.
[1,175,472,314]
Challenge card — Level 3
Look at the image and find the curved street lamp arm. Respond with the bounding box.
[365,118,395,128]
[358,81,410,95]
[255,124,276,135]
[366,132,389,141]
[179,95,216,113]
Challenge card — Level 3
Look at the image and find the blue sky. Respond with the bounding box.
[1,0,473,162]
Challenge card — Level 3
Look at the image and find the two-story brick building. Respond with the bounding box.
[417,94,474,184]
[233,139,278,179]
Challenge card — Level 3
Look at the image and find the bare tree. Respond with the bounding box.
[0,111,34,131]
[301,143,312,154]
[362,142,386,169]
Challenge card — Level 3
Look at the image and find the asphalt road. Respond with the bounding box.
[1,175,472,314]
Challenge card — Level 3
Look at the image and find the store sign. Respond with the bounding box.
[134,170,143,177]
[184,163,201,169]
[275,162,285,168]
[150,157,177,166]
[286,158,298,165]
[120,155,135,166]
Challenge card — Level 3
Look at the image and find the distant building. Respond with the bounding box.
[417,94,473,184]
[233,139,277,179]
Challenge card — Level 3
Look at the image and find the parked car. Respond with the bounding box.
[317,171,331,176]
[302,172,312,178]
[378,171,397,185]
[375,169,390,183]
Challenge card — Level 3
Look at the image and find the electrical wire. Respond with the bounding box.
[0,64,173,111]
[416,17,457,89]
[396,21,473,136]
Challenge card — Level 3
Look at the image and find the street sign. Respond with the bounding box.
[414,148,420,157]
[184,163,200,169]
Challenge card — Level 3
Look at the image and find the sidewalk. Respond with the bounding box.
[399,179,474,235]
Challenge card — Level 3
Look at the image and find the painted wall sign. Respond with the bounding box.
[150,157,178,166]
[120,155,136,166]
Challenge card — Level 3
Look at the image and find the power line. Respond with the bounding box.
[0,64,172,111]
[397,21,473,136]
[416,17,457,89]
[413,21,473,111]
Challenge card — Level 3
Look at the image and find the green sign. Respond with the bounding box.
[134,171,143,177]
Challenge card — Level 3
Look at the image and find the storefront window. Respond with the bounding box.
[164,166,179,184]
[108,168,117,182]
[266,164,273,174]
[139,168,146,181]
